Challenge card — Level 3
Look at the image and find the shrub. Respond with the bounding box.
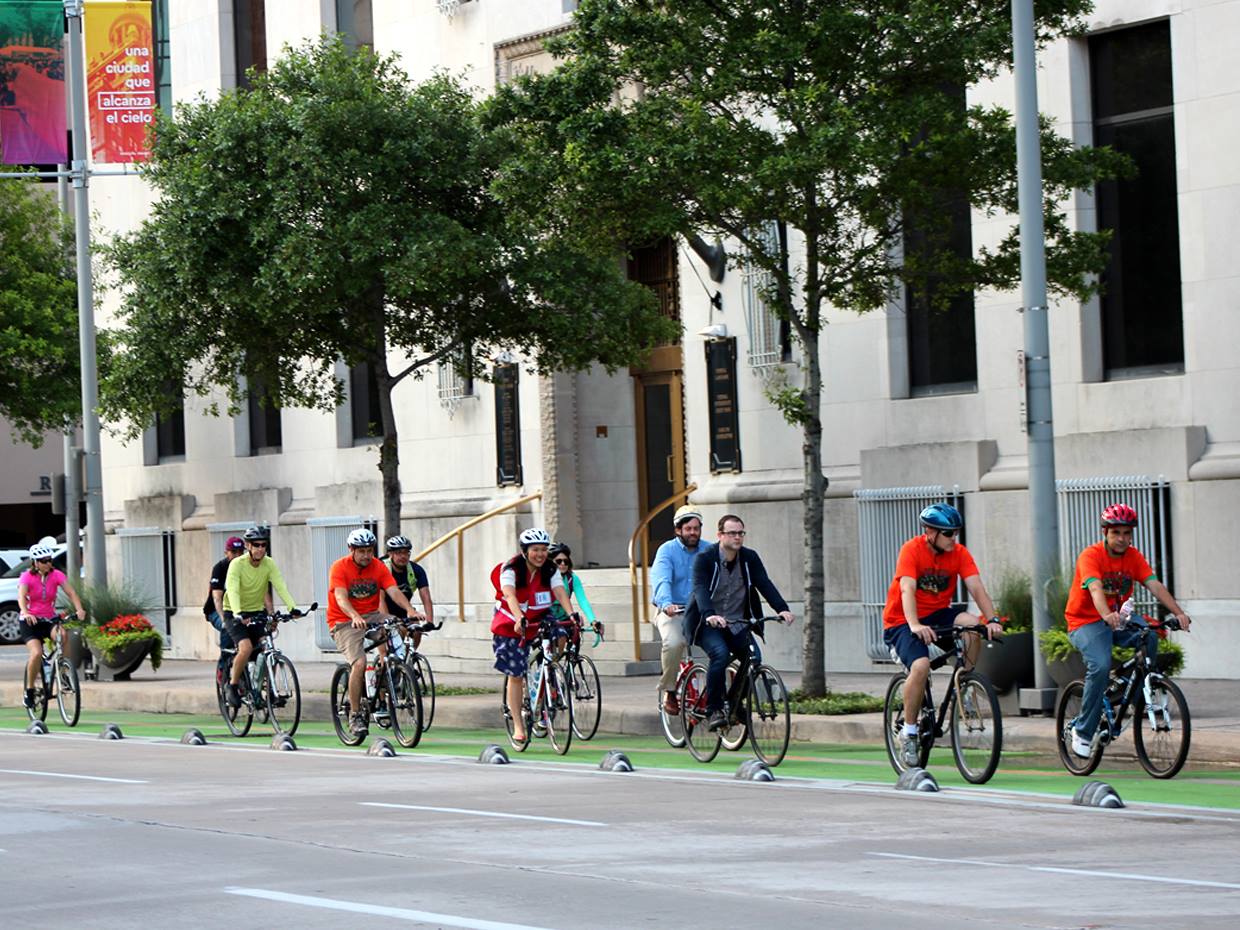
[77,581,155,626]
[994,570,1032,633]
[80,613,163,671]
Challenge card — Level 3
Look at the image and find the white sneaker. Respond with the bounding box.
[901,735,921,767]
[1071,728,1093,758]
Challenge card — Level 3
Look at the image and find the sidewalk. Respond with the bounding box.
[2,650,1237,762]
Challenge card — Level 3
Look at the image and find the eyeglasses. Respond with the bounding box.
[720,530,746,538]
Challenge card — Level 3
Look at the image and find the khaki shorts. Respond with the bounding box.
[330,611,384,664]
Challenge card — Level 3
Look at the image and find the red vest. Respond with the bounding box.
[490,558,556,640]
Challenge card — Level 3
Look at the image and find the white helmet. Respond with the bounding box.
[518,527,551,548]
[30,543,57,561]
[347,528,377,548]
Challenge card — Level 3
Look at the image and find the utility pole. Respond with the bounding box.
[1012,0,1059,714]
[64,0,107,586]
[57,163,82,583]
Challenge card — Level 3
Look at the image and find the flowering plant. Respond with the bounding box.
[81,611,163,671]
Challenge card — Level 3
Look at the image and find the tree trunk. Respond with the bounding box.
[370,294,402,543]
[800,332,827,697]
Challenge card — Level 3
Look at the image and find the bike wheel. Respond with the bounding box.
[569,655,602,741]
[412,653,436,731]
[949,671,1002,784]
[746,665,791,767]
[1134,675,1191,779]
[721,663,748,751]
[659,670,688,748]
[679,664,721,763]
[388,662,424,749]
[1054,680,1103,776]
[55,657,80,727]
[26,665,49,723]
[503,677,531,752]
[264,654,301,737]
[330,663,363,746]
[218,665,253,737]
[543,663,574,755]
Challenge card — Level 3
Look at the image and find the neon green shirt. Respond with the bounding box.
[223,554,296,613]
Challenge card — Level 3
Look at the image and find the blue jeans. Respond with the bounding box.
[207,611,236,675]
[694,624,761,714]
[1069,618,1158,739]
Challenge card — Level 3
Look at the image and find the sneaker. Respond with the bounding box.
[22,688,35,709]
[1071,728,1093,759]
[706,710,728,732]
[900,735,921,767]
[349,713,369,738]
[225,683,241,709]
[662,692,680,716]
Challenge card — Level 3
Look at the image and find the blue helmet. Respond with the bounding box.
[919,503,963,531]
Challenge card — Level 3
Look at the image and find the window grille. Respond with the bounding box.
[437,354,474,417]
[117,527,177,636]
[741,221,784,376]
[309,515,378,650]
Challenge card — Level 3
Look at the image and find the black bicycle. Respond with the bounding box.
[503,623,574,755]
[393,619,441,732]
[679,617,791,767]
[24,614,80,727]
[555,616,604,741]
[882,626,1004,784]
[216,605,311,738]
[331,617,424,748]
[1055,617,1190,779]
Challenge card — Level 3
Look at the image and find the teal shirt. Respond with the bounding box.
[550,572,596,624]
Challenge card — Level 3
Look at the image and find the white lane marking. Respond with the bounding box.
[225,887,556,929]
[0,768,147,784]
[359,801,606,827]
[871,852,1240,891]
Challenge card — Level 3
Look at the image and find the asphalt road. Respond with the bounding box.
[1,729,1238,929]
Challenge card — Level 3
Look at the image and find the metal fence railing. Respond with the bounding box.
[1056,475,1173,616]
[117,527,177,635]
[205,520,271,560]
[309,515,378,651]
[855,486,965,661]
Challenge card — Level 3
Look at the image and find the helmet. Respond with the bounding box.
[673,505,703,528]
[385,534,412,552]
[548,542,571,560]
[518,527,551,548]
[224,535,245,551]
[1100,503,1138,527]
[347,528,377,548]
[30,543,56,561]
[919,503,963,531]
[242,525,269,542]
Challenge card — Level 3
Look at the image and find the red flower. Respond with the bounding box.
[100,614,154,635]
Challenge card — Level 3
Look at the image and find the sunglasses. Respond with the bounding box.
[553,557,571,565]
[937,529,958,538]
[249,542,269,548]
[35,557,53,564]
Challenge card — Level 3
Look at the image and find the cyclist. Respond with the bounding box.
[882,503,1002,767]
[547,542,600,634]
[1064,503,1192,758]
[328,528,424,738]
[490,527,577,743]
[17,542,85,709]
[203,536,245,679]
[684,514,794,732]
[222,526,300,710]
[382,534,434,646]
[650,505,704,715]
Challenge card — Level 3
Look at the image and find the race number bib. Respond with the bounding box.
[534,591,552,607]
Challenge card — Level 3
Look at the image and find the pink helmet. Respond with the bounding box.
[1100,503,1138,527]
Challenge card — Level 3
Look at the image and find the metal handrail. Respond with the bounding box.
[628,483,697,660]
[414,490,543,623]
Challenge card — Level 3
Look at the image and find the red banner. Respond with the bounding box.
[86,1,155,164]
[0,1,67,165]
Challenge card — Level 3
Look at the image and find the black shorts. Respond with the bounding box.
[883,606,963,669]
[223,612,267,646]
[18,619,56,645]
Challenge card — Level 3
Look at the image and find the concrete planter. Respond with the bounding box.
[973,630,1034,695]
[87,639,154,682]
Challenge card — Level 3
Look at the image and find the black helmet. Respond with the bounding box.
[242,525,269,542]
[548,542,571,559]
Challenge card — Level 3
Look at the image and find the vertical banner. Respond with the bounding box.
[85,1,154,163]
[0,0,68,165]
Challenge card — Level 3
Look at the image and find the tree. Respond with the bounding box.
[491,0,1126,694]
[0,179,80,445]
[100,36,673,539]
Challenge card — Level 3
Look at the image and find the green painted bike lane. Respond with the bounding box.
[4,707,1236,811]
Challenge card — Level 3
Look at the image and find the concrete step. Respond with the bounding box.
[428,617,659,643]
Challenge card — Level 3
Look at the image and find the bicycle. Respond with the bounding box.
[391,619,441,732]
[678,617,791,767]
[502,623,574,755]
[882,626,1004,784]
[23,613,80,727]
[216,605,311,738]
[1054,617,1190,779]
[330,616,424,748]
[660,649,747,754]
[555,616,604,741]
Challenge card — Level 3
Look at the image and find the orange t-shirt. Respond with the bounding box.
[882,537,979,628]
[1063,542,1156,632]
[326,555,396,629]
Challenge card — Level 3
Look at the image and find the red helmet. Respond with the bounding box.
[1100,503,1138,527]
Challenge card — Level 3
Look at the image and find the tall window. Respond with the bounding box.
[1090,20,1183,376]
[903,85,977,395]
[350,360,381,442]
[152,0,172,116]
[627,237,681,339]
[234,0,267,89]
[247,376,282,455]
[741,221,792,376]
[156,399,186,460]
[336,0,373,49]
[437,348,475,417]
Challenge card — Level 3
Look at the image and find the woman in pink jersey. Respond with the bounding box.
[17,541,85,709]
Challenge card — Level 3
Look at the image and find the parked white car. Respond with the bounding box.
[0,544,70,645]
[0,549,30,572]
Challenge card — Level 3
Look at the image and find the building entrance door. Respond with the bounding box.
[635,371,686,564]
